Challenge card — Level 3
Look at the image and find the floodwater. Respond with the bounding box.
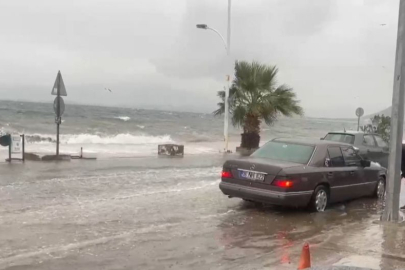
[1,155,405,270]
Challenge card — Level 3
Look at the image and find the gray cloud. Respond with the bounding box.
[153,0,338,79]
[0,0,401,117]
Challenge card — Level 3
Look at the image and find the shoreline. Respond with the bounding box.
[0,140,244,163]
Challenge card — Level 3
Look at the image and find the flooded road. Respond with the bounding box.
[0,155,404,270]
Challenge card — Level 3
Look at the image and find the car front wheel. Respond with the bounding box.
[310,185,328,212]
[375,177,386,199]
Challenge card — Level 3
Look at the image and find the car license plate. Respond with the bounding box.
[239,170,265,181]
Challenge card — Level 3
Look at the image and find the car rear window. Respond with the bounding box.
[251,141,315,164]
[324,133,355,144]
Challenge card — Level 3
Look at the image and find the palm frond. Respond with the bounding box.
[271,85,303,116]
[217,90,225,100]
[213,60,303,131]
[213,102,225,116]
[232,105,247,127]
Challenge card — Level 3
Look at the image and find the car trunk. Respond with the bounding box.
[223,158,302,190]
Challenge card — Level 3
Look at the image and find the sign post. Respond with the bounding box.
[355,107,364,131]
[51,71,67,157]
[382,0,405,222]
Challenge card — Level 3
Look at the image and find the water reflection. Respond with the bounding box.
[380,222,405,270]
[218,198,381,268]
[276,230,293,264]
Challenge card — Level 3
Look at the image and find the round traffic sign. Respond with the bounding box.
[355,107,364,117]
[53,96,65,116]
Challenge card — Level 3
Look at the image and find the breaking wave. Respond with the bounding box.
[25,133,174,145]
[64,134,173,145]
[114,116,131,121]
[26,134,55,143]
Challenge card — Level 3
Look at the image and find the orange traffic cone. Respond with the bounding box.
[297,243,311,269]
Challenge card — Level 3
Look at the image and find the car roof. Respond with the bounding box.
[272,137,351,147]
[327,130,363,134]
[326,130,378,136]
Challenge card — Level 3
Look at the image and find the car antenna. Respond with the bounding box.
[344,127,346,132]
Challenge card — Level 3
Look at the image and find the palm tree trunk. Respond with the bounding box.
[241,114,261,149]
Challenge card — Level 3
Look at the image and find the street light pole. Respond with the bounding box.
[196,0,232,153]
[382,0,405,222]
[224,0,232,153]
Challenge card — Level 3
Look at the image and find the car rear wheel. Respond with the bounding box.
[375,177,386,199]
[310,185,328,212]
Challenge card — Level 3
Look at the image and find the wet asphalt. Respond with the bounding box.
[0,155,405,270]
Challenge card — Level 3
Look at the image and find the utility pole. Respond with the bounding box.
[382,0,405,222]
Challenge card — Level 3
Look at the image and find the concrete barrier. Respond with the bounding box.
[41,154,71,161]
[158,144,184,156]
[24,153,42,161]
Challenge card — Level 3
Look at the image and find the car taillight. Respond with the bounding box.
[272,179,294,188]
[221,170,233,178]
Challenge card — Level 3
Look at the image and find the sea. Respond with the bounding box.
[0,100,358,159]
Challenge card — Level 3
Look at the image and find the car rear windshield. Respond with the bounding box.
[251,141,315,164]
[324,133,355,144]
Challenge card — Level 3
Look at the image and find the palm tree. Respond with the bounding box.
[214,60,303,149]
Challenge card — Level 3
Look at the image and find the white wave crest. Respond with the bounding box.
[25,133,173,145]
[62,133,173,145]
[114,116,131,121]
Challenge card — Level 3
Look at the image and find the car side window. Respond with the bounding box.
[341,147,361,167]
[374,135,388,148]
[363,135,376,147]
[327,147,345,167]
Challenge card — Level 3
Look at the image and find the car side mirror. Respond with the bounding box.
[320,137,324,140]
[361,160,371,167]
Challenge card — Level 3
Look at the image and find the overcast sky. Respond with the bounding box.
[0,0,400,117]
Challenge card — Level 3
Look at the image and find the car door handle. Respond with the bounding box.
[350,171,355,175]
[327,172,333,178]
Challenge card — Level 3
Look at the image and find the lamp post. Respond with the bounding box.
[196,0,232,153]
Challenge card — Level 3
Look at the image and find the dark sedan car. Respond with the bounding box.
[322,131,389,168]
[219,138,386,212]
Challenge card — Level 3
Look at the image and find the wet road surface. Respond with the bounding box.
[0,155,405,270]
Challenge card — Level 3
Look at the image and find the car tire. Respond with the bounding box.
[374,177,386,199]
[309,185,329,212]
